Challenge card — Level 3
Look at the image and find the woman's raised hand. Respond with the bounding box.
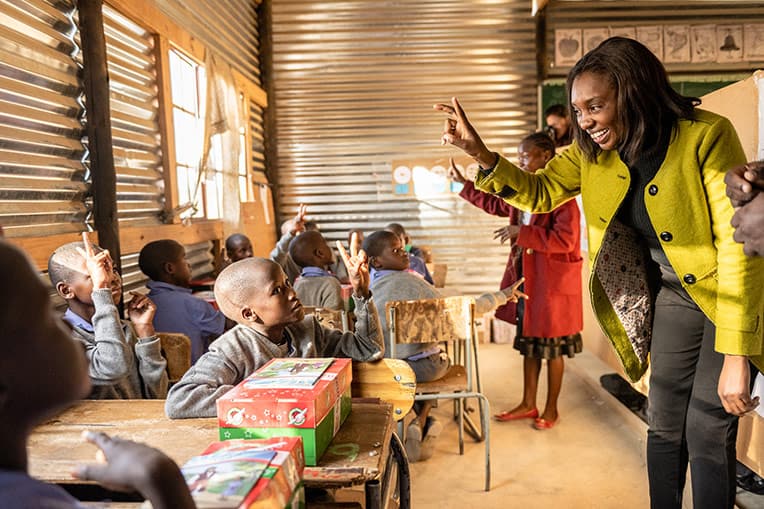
[434,97,497,169]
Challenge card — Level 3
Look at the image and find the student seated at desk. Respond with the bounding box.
[219,233,254,272]
[165,242,384,419]
[0,241,195,509]
[384,223,433,284]
[365,230,526,462]
[48,234,168,400]
[139,239,228,364]
[289,230,343,311]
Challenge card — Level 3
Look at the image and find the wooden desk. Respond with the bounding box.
[28,399,406,509]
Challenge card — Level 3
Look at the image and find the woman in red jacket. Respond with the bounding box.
[449,132,583,429]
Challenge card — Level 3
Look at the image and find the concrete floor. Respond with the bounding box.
[335,341,764,508]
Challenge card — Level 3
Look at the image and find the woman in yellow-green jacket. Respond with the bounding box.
[437,37,763,509]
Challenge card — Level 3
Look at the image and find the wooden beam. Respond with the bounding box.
[233,68,268,108]
[7,232,99,272]
[155,34,180,221]
[119,220,224,255]
[104,0,205,61]
[79,0,121,271]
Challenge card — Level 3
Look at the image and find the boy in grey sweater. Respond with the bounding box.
[48,234,168,400]
[289,230,343,311]
[165,241,383,419]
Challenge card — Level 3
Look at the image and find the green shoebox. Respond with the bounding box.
[220,390,351,466]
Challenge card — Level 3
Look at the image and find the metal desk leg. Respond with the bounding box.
[365,479,382,509]
[389,432,411,509]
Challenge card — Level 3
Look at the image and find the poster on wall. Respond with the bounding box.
[583,28,610,54]
[744,24,764,60]
[717,25,743,63]
[691,25,717,63]
[609,26,635,40]
[663,25,691,63]
[636,26,663,60]
[391,165,413,196]
[555,28,583,66]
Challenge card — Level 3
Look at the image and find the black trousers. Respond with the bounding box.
[646,270,738,509]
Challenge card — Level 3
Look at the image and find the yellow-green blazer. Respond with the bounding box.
[475,109,764,381]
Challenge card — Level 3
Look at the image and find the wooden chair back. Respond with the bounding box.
[351,359,416,422]
[303,306,348,331]
[157,332,191,383]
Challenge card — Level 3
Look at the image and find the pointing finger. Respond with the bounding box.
[336,240,351,268]
[81,232,94,258]
[452,97,468,125]
[510,277,525,293]
[350,232,360,257]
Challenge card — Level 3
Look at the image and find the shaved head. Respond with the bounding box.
[214,257,280,322]
[288,230,329,268]
[48,241,96,287]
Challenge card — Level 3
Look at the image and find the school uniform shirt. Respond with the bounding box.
[269,231,301,283]
[0,471,84,508]
[65,289,168,400]
[370,270,441,360]
[459,181,584,338]
[475,109,764,380]
[164,294,383,418]
[407,253,434,285]
[293,267,344,310]
[146,280,226,363]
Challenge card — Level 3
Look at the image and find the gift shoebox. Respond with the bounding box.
[217,358,352,466]
[180,437,305,509]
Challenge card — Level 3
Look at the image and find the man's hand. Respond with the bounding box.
[718,355,759,416]
[74,431,195,509]
[500,277,529,303]
[493,224,520,244]
[726,161,764,207]
[731,192,764,256]
[337,234,370,299]
[126,291,156,338]
[447,157,468,184]
[76,232,113,290]
[434,97,497,169]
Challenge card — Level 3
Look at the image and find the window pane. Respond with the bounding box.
[173,109,202,167]
[169,50,198,114]
[239,176,248,202]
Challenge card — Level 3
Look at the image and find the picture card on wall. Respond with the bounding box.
[583,28,610,54]
[609,26,635,40]
[555,29,582,66]
[717,25,743,63]
[636,26,663,60]
[744,24,764,60]
[691,25,717,63]
[663,25,690,63]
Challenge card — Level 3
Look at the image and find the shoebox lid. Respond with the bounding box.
[217,358,351,430]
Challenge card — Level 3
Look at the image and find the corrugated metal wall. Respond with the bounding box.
[103,5,164,227]
[270,1,538,295]
[154,0,262,85]
[544,0,764,78]
[0,0,86,237]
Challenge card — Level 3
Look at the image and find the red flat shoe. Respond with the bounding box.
[494,408,539,422]
[533,417,559,430]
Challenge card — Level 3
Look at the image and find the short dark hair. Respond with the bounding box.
[566,37,699,165]
[521,132,556,156]
[544,104,567,118]
[138,240,184,281]
[288,230,327,268]
[384,223,405,237]
[225,233,251,252]
[362,230,398,259]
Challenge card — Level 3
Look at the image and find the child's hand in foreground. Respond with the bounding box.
[337,233,370,299]
[74,431,195,509]
[500,277,528,303]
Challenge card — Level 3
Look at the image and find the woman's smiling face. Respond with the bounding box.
[571,71,619,151]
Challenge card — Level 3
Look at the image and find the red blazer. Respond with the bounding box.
[459,181,583,337]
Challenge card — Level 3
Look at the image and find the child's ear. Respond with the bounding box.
[56,282,75,300]
[163,261,175,275]
[369,255,382,270]
[241,306,260,324]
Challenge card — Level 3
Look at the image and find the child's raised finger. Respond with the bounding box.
[335,240,351,267]
[510,277,525,292]
[350,232,360,258]
[81,232,94,258]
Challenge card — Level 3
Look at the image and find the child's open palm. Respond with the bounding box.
[337,233,370,299]
[76,232,113,289]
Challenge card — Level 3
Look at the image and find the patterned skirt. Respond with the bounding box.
[513,333,583,360]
